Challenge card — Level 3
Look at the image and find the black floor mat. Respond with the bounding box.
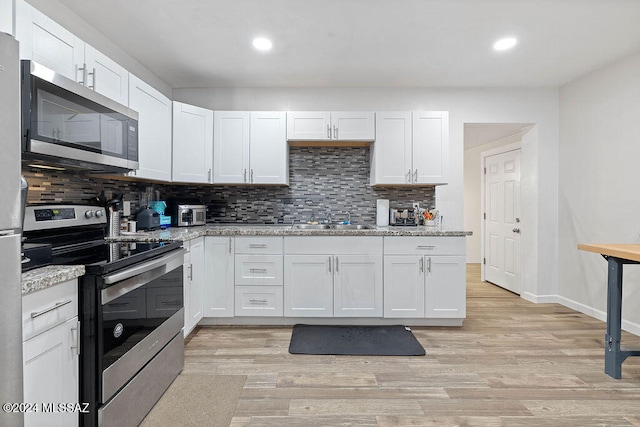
[288,324,426,356]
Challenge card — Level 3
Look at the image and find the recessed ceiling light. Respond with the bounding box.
[493,37,517,51]
[252,37,272,51]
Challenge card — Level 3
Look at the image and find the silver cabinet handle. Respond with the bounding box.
[328,256,332,273]
[249,243,267,249]
[31,299,73,319]
[76,63,87,85]
[208,168,212,182]
[427,257,432,273]
[228,237,232,253]
[416,245,436,250]
[407,169,412,183]
[244,169,247,183]
[513,228,521,233]
[251,169,254,183]
[333,125,338,139]
[327,124,331,139]
[414,169,418,183]
[88,67,96,89]
[188,263,193,280]
[249,268,268,273]
[335,256,339,272]
[249,299,268,305]
[70,320,80,355]
[419,257,424,273]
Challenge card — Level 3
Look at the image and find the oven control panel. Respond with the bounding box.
[24,204,107,231]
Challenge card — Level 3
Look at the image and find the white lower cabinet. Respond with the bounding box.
[234,237,284,316]
[183,237,205,337]
[284,237,383,317]
[22,279,79,427]
[204,236,235,317]
[383,237,466,319]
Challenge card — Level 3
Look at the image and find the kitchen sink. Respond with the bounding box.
[293,224,331,230]
[292,224,373,230]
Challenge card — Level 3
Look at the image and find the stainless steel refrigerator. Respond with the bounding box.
[0,31,24,427]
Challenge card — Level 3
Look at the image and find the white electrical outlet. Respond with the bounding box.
[412,202,420,211]
[123,201,131,217]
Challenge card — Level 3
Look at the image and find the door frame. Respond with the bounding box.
[480,141,521,283]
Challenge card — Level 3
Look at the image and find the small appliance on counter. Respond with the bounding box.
[136,207,160,230]
[389,208,417,226]
[149,200,171,227]
[167,198,207,227]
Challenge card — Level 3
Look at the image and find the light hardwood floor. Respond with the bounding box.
[184,264,640,426]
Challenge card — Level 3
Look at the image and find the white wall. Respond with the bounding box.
[175,86,560,300]
[559,51,640,334]
[464,133,522,263]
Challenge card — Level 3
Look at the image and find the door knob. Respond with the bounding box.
[512,228,520,233]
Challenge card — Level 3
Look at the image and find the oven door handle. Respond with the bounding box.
[102,248,186,304]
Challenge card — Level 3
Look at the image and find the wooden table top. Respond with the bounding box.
[578,243,640,263]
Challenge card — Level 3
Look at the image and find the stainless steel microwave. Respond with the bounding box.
[21,60,139,173]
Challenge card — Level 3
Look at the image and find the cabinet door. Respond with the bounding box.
[413,111,449,185]
[16,1,84,82]
[128,74,172,181]
[83,44,129,105]
[213,111,250,183]
[250,111,288,184]
[383,255,425,318]
[189,237,205,328]
[284,255,333,317]
[425,255,466,318]
[331,112,375,141]
[333,255,383,317]
[172,102,214,183]
[370,111,412,185]
[286,111,331,141]
[23,318,79,427]
[1,0,13,35]
[204,237,235,317]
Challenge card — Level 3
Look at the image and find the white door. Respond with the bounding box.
[484,149,522,294]
[331,112,375,141]
[383,255,425,318]
[213,111,250,183]
[284,255,333,317]
[172,102,214,183]
[412,111,448,185]
[333,255,383,317]
[249,112,288,184]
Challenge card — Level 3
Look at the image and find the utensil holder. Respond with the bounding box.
[109,211,121,237]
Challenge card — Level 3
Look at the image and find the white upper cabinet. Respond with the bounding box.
[213,111,288,185]
[213,111,250,184]
[172,101,214,183]
[250,111,288,184]
[16,1,129,105]
[413,111,449,185]
[83,44,129,105]
[370,111,449,186]
[1,0,14,35]
[128,74,172,182]
[287,111,375,141]
[370,111,412,185]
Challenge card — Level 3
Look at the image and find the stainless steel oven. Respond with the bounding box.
[21,60,139,173]
[23,205,186,427]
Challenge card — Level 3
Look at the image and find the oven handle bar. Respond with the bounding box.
[102,248,186,304]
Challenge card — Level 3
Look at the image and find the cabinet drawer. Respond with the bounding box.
[284,236,383,255]
[235,254,283,285]
[234,286,283,316]
[22,279,78,341]
[383,237,465,255]
[235,237,283,254]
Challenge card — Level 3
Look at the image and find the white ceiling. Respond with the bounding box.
[54,0,640,89]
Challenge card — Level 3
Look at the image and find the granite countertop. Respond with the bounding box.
[108,224,472,242]
[22,265,85,296]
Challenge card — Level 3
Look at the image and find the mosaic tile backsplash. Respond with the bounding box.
[23,147,435,224]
